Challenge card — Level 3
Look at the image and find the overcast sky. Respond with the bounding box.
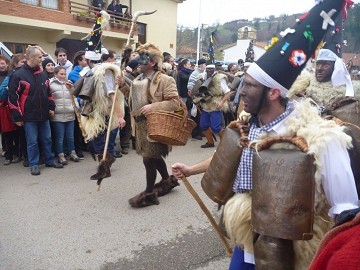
[177,0,359,28]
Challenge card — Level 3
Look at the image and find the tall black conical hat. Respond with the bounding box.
[248,0,345,93]
[321,12,344,58]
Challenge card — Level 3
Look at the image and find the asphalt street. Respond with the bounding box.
[0,137,231,270]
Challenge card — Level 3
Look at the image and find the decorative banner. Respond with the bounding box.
[207,31,216,65]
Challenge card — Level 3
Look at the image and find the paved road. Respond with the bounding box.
[0,138,231,270]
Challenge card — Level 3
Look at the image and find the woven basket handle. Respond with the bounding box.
[254,136,309,153]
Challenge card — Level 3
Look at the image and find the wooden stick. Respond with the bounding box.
[181,176,233,257]
[97,85,119,191]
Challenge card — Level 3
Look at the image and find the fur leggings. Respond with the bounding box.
[143,157,169,193]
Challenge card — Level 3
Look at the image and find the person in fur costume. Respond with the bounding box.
[196,64,232,148]
[287,48,360,107]
[118,43,181,208]
[172,0,359,268]
[74,10,126,180]
[78,51,126,180]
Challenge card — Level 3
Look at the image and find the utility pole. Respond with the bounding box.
[196,0,202,64]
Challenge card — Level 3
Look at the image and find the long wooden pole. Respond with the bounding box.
[181,176,233,257]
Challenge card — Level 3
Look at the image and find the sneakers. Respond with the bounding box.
[129,191,159,208]
[201,142,215,148]
[4,159,11,165]
[58,153,68,165]
[30,166,41,176]
[69,151,80,162]
[76,150,84,160]
[45,161,64,169]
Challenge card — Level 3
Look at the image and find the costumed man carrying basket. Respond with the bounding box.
[118,43,195,208]
[171,0,359,269]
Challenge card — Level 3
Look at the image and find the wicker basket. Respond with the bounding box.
[147,109,197,146]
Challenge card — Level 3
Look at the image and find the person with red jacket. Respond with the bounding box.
[8,46,64,175]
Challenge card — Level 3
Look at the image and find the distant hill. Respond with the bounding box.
[177,3,360,60]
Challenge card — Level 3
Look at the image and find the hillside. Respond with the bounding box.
[177,3,360,60]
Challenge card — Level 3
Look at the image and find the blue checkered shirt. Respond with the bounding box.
[233,102,294,193]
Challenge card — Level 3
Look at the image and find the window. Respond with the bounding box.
[20,0,59,10]
[3,42,36,54]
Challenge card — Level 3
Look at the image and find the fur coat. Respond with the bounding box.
[223,100,354,270]
[129,71,181,157]
[287,72,360,107]
[81,63,124,141]
[201,73,230,112]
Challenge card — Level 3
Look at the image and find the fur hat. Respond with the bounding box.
[135,43,163,70]
[247,0,346,97]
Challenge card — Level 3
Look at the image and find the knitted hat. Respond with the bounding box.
[197,59,207,65]
[127,59,139,70]
[42,58,55,70]
[163,52,171,58]
[247,0,345,97]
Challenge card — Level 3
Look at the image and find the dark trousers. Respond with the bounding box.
[191,108,202,137]
[120,106,131,149]
[3,129,20,161]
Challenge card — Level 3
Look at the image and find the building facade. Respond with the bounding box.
[0,0,184,60]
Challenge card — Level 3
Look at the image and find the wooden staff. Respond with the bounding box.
[66,82,87,141]
[181,176,233,257]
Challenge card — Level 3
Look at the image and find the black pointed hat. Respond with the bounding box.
[321,12,344,57]
[321,0,353,58]
[247,0,345,96]
[84,11,110,61]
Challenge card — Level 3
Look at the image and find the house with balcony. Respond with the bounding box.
[0,0,185,61]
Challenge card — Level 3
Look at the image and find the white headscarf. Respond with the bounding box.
[246,63,289,97]
[316,49,354,97]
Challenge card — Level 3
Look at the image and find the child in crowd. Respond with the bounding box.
[49,66,80,164]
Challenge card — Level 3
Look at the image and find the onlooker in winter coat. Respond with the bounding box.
[49,66,80,164]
